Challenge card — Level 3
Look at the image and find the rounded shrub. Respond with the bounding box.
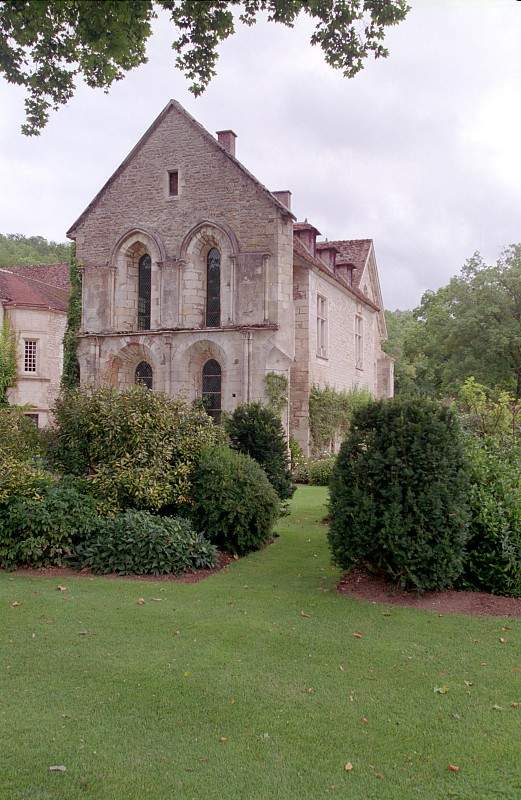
[329,398,470,592]
[225,402,294,500]
[458,437,521,597]
[74,511,217,575]
[192,445,280,555]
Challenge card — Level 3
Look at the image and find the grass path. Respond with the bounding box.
[1,487,520,799]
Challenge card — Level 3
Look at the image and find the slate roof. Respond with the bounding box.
[0,265,69,312]
[323,239,372,287]
[5,262,70,291]
[293,236,379,312]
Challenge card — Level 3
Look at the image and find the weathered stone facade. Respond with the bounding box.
[0,265,69,427]
[68,100,393,452]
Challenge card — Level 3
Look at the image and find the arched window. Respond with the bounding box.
[206,248,221,327]
[202,359,221,422]
[135,361,153,390]
[138,253,152,330]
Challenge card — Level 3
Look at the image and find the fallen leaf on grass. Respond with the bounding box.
[511,702,521,709]
[56,585,67,592]
[448,764,460,773]
[300,610,311,618]
[360,716,369,724]
[136,597,146,605]
[219,736,228,743]
[434,686,449,694]
[10,601,21,608]
[464,681,473,687]
[499,637,507,644]
[49,765,66,773]
[502,625,512,631]
[344,762,353,772]
[352,632,363,639]
[492,704,504,711]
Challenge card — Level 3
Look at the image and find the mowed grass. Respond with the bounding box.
[1,487,521,800]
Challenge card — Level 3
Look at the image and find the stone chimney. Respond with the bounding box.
[272,190,292,211]
[316,242,338,271]
[216,130,237,157]
[294,221,321,258]
[335,262,354,286]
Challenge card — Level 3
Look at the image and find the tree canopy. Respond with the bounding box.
[0,233,71,267]
[0,0,410,136]
[392,245,521,398]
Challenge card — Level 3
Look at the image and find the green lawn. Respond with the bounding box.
[1,486,520,799]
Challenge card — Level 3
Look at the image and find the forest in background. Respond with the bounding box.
[0,233,71,267]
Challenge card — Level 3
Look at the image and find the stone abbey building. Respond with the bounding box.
[68,100,393,453]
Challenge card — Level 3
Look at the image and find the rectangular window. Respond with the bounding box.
[317,294,328,358]
[168,170,179,196]
[355,315,363,368]
[24,339,37,373]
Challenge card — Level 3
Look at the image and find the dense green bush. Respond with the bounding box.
[225,402,294,500]
[0,479,101,568]
[308,455,336,486]
[74,511,217,575]
[0,405,44,460]
[51,386,226,512]
[329,398,470,592]
[192,445,280,555]
[458,437,521,596]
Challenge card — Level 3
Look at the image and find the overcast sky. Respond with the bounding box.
[1,0,520,309]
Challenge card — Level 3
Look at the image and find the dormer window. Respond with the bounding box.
[168,170,179,196]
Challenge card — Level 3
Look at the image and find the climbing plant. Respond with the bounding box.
[0,318,17,404]
[309,385,372,455]
[61,243,81,390]
[264,372,288,417]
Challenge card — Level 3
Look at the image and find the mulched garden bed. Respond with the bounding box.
[338,568,521,618]
[5,551,235,584]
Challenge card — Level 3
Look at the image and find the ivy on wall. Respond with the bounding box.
[309,384,372,455]
[264,372,288,417]
[61,244,81,390]
[0,318,17,404]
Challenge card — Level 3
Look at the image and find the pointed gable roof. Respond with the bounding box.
[67,100,295,238]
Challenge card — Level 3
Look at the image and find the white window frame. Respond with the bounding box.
[23,339,38,373]
[316,294,328,358]
[355,314,363,369]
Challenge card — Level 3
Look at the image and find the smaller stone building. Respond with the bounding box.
[0,264,69,427]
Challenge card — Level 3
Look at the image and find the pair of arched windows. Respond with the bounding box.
[136,248,221,331]
[134,358,222,423]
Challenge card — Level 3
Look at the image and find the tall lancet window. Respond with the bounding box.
[138,253,152,330]
[202,359,222,422]
[206,248,221,327]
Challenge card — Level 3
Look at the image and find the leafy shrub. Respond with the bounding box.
[308,456,336,486]
[225,402,294,500]
[0,479,101,568]
[51,386,226,512]
[192,445,279,555]
[329,398,470,592]
[0,452,54,507]
[457,437,521,596]
[289,437,309,483]
[0,405,44,461]
[74,511,217,576]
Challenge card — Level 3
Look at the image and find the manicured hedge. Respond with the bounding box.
[329,398,470,592]
[192,445,280,555]
[225,402,294,500]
